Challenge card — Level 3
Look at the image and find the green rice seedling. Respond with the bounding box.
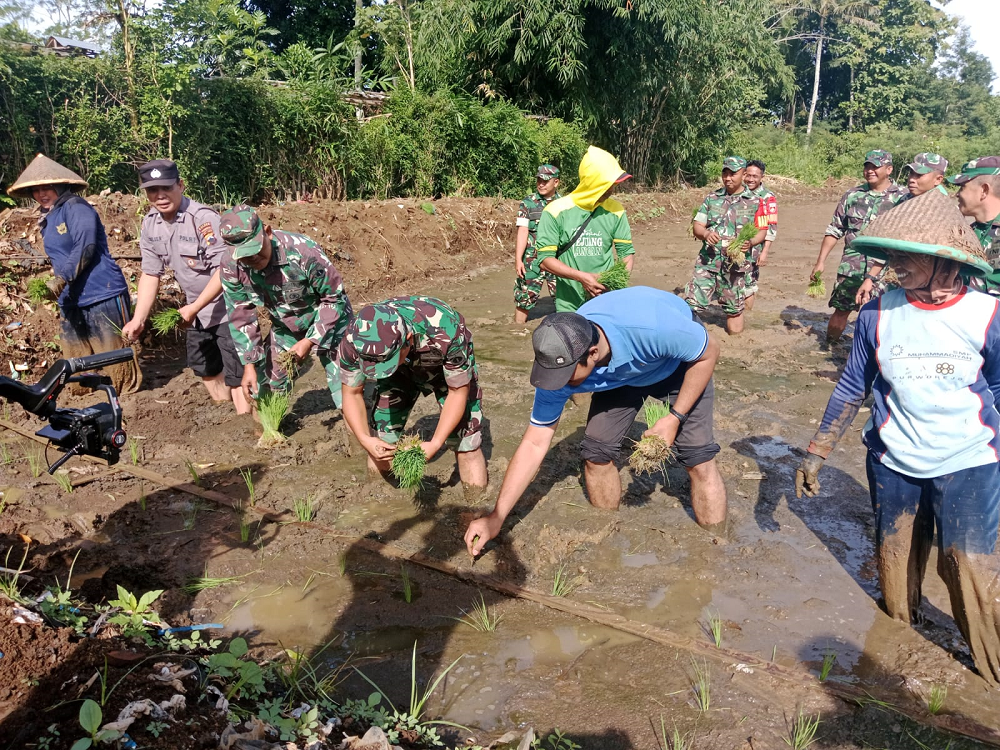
[690,658,711,712]
[400,564,413,603]
[150,308,183,335]
[53,470,73,494]
[927,684,947,715]
[183,498,203,530]
[0,545,29,603]
[128,438,142,466]
[27,277,51,304]
[102,314,126,340]
[453,592,502,632]
[784,709,820,749]
[807,271,826,299]
[597,259,630,291]
[240,467,256,507]
[24,445,43,478]
[138,482,146,512]
[705,610,722,648]
[551,563,578,597]
[629,399,674,475]
[658,716,691,750]
[183,458,200,486]
[391,436,427,490]
[293,494,316,522]
[182,567,243,594]
[724,221,759,266]
[256,390,291,448]
[0,441,13,465]
[338,553,348,576]
[819,650,836,681]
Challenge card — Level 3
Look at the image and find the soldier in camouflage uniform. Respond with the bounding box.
[856,152,949,306]
[951,156,1000,296]
[218,205,353,408]
[810,149,906,342]
[339,296,487,487]
[742,159,778,311]
[684,156,767,336]
[514,164,561,323]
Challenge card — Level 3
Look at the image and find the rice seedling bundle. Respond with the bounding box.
[391,436,427,490]
[807,271,826,299]
[597,260,630,291]
[256,391,290,448]
[629,399,674,475]
[276,349,299,381]
[27,277,51,304]
[686,207,697,236]
[723,222,759,266]
[151,308,183,335]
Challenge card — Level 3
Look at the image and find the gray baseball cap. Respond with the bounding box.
[530,313,599,390]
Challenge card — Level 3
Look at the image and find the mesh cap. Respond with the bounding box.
[530,313,599,390]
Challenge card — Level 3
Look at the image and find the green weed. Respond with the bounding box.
[453,592,502,632]
[107,585,163,644]
[690,658,711,712]
[27,277,51,304]
[74,699,121,748]
[391,436,427,490]
[927,684,947,715]
[0,545,30,603]
[819,650,836,681]
[293,495,316,522]
[784,709,820,749]
[531,730,581,750]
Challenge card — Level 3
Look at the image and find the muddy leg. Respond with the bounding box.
[456,447,487,488]
[865,452,928,621]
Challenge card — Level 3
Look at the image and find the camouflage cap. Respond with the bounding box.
[345,304,411,380]
[947,156,1000,185]
[219,205,266,259]
[906,152,948,175]
[537,164,560,180]
[864,149,893,167]
[722,156,748,172]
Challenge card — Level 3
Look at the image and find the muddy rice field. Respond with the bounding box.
[1,188,999,750]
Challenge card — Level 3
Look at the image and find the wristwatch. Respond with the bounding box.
[863,273,879,283]
[671,408,689,426]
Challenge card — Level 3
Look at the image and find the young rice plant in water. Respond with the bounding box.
[150,308,183,335]
[629,399,673,475]
[391,436,427,490]
[597,260,630,291]
[257,391,290,448]
[785,710,821,749]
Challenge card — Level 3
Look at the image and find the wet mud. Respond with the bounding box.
[2,188,1000,749]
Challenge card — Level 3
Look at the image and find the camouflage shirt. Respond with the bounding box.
[339,296,476,389]
[825,183,907,252]
[972,214,1000,296]
[749,185,778,243]
[694,185,761,258]
[516,191,561,255]
[220,230,352,366]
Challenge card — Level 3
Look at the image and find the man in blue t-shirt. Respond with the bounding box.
[464,287,727,555]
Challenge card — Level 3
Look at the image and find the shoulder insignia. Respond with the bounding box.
[56,223,68,235]
[198,221,217,246]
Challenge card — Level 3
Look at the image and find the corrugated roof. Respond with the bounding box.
[46,35,101,53]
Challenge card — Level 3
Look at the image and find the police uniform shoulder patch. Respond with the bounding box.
[198,221,217,246]
[56,223,68,235]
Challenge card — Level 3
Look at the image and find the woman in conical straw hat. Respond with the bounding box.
[8,154,141,393]
[795,188,1000,687]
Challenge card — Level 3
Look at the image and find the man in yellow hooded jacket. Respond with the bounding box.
[535,146,635,312]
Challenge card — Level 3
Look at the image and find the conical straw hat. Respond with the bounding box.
[853,187,992,276]
[7,153,87,199]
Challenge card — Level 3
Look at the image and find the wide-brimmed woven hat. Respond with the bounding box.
[853,188,991,276]
[7,153,87,199]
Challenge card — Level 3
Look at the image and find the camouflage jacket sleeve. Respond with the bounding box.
[693,194,714,226]
[442,320,476,388]
[338,336,365,388]
[825,190,853,239]
[220,258,265,366]
[516,198,532,228]
[302,248,351,349]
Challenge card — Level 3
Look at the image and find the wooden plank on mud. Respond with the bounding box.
[3,418,999,746]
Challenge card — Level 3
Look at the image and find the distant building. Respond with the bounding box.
[44,36,100,57]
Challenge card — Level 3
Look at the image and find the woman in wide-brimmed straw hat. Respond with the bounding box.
[795,187,1000,687]
[8,154,141,393]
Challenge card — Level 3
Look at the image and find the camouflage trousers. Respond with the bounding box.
[684,248,748,317]
[368,371,484,452]
[745,261,762,297]
[257,325,342,409]
[829,249,877,312]
[514,246,556,310]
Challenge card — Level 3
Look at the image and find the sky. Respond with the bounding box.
[941,0,1000,92]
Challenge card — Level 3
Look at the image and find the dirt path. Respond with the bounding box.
[1,191,998,750]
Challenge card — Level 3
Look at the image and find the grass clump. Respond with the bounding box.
[256,391,291,448]
[27,277,51,304]
[391,436,427,490]
[629,399,674,476]
[705,610,722,648]
[53,470,73,494]
[597,259,630,291]
[24,445,43,478]
[150,308,183,335]
[293,494,316,522]
[819,650,836,681]
[690,658,711,712]
[784,710,821,749]
[927,684,947,715]
[724,222,758,266]
[658,716,691,750]
[551,563,579,597]
[807,271,826,299]
[453,592,503,632]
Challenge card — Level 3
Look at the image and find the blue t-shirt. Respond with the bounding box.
[530,287,709,426]
[40,193,128,309]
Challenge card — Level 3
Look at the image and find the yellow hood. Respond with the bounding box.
[569,146,631,212]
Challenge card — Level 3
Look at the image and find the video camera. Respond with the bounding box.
[0,348,133,473]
